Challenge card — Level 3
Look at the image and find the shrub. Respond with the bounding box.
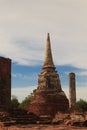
[76,99,87,112]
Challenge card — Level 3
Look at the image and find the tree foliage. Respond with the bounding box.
[76,99,87,112]
[19,89,36,109]
[19,95,32,109]
[11,95,20,109]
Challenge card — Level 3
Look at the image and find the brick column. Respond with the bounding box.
[69,72,76,109]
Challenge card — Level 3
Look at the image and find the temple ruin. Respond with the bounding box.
[0,57,11,110]
[0,34,77,116]
[0,34,87,128]
[28,33,69,116]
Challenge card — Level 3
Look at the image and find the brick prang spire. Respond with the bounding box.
[43,33,55,69]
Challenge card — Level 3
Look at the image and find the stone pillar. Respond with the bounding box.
[69,72,76,109]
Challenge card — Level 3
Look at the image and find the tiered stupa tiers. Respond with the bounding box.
[28,33,69,116]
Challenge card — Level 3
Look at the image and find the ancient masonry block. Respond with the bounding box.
[69,72,76,109]
[0,57,11,110]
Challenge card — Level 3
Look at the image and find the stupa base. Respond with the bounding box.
[28,90,69,116]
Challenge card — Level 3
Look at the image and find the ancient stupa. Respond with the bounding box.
[28,33,69,116]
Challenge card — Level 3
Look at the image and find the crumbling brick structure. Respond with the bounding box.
[0,57,11,110]
[28,33,69,116]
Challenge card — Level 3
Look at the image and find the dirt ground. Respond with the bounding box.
[0,124,87,130]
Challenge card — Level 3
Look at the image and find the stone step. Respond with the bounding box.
[38,115,52,124]
[0,120,16,127]
[10,116,39,124]
[11,114,37,118]
[14,120,36,124]
[11,118,36,122]
[7,109,40,125]
[38,120,51,124]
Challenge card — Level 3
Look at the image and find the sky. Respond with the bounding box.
[0,0,87,102]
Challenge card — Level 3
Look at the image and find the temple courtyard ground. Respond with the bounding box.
[0,124,87,130]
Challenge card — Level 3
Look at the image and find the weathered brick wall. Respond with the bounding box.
[28,90,69,116]
[0,57,11,110]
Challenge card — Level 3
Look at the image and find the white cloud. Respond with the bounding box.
[76,87,87,101]
[76,71,87,76]
[11,86,37,102]
[12,73,30,80]
[0,0,87,68]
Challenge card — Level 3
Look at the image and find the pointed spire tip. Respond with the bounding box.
[47,32,49,35]
[47,33,50,37]
[43,32,55,69]
[47,33,50,41]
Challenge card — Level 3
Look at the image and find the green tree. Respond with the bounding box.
[19,89,36,109]
[76,99,87,112]
[19,95,32,109]
[11,95,20,109]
